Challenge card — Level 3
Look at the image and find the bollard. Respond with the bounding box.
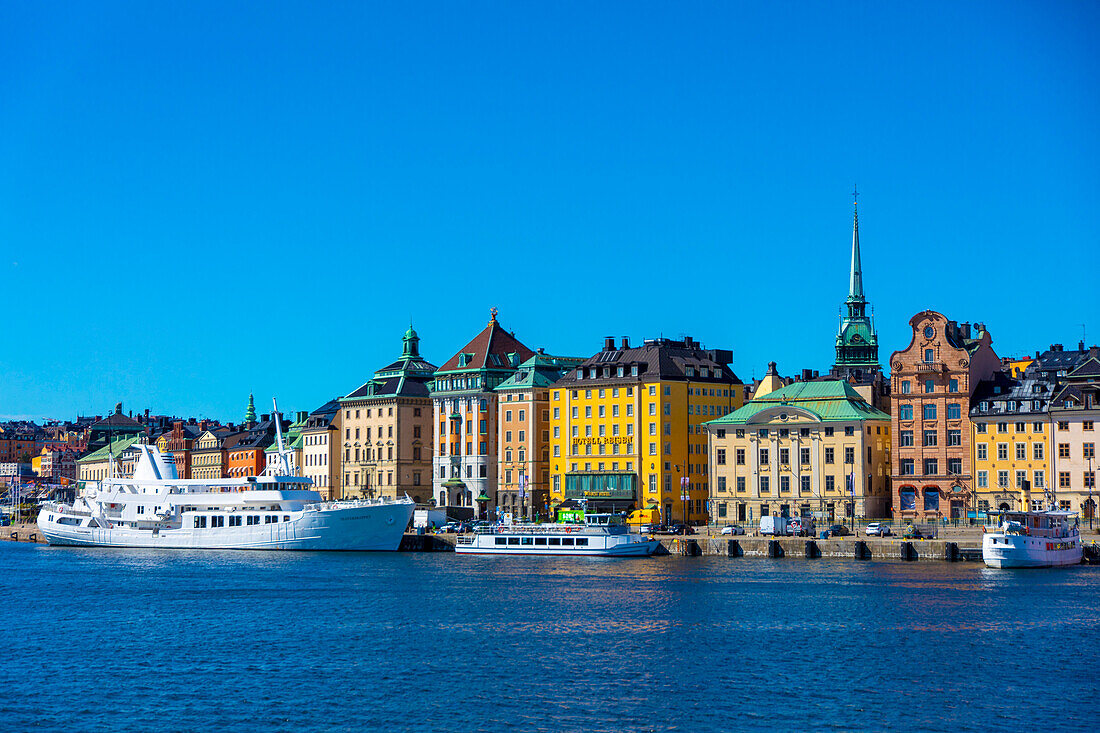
[944,542,959,562]
[768,540,784,558]
[729,539,743,557]
[805,540,820,559]
[854,540,871,560]
[900,542,918,561]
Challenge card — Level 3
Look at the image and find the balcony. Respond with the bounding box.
[915,362,945,373]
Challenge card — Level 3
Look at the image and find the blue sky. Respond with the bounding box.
[1,1,1097,422]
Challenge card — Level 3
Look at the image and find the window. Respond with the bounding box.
[824,448,834,464]
[825,476,835,492]
[998,470,1009,488]
[800,447,810,464]
[949,378,959,393]
[844,426,855,436]
[901,380,911,394]
[735,448,745,465]
[923,430,937,447]
[947,430,961,446]
[1033,443,1044,460]
[759,476,770,494]
[947,403,961,420]
[925,380,935,394]
[1016,443,1026,460]
[1085,443,1096,460]
[923,458,938,475]
[759,448,769,465]
[899,404,913,420]
[977,443,988,460]
[948,458,962,474]
[976,423,987,434]
[736,477,746,493]
[924,348,934,362]
[800,475,811,494]
[1033,470,1045,489]
[844,447,854,464]
[779,448,789,465]
[1059,443,1070,458]
[998,422,1008,434]
[900,431,914,447]
[997,443,1008,460]
[924,326,934,338]
[923,404,937,420]
[1016,470,1027,489]
[1059,471,1070,488]
[1057,421,1069,431]
[977,470,988,488]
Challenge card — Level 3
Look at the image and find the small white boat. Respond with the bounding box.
[982,510,1082,568]
[454,513,660,556]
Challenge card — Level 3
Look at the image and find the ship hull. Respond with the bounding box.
[38,501,414,551]
[982,534,1083,568]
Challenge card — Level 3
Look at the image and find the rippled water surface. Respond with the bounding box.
[2,543,1098,732]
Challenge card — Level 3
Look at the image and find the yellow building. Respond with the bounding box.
[970,371,1054,513]
[548,336,744,524]
[706,380,892,524]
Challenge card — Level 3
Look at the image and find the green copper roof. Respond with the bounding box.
[495,353,586,391]
[77,436,142,464]
[707,380,889,425]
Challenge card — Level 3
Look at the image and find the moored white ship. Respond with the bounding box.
[455,513,660,556]
[982,510,1082,568]
[38,412,413,551]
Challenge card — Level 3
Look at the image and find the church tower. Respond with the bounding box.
[831,191,882,381]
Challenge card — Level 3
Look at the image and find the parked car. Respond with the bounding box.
[719,524,745,536]
[439,522,461,533]
[902,524,926,539]
[667,524,695,535]
[865,522,892,537]
[825,524,851,537]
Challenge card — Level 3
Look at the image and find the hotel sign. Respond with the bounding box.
[570,436,632,447]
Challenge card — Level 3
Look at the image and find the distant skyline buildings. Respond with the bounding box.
[1,2,1097,418]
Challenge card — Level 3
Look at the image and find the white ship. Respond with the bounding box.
[38,408,413,551]
[455,513,660,556]
[982,509,1082,568]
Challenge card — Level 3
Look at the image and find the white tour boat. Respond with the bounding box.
[38,412,413,551]
[982,509,1082,568]
[454,513,660,556]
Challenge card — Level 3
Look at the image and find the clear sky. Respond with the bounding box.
[1,1,1097,422]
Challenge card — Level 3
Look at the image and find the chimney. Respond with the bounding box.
[621,336,630,349]
[604,337,615,351]
[536,347,545,355]
[960,322,971,339]
[1079,340,1086,351]
[260,414,270,422]
[199,420,207,431]
[145,408,150,419]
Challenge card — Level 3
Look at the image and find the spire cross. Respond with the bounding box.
[852,184,859,205]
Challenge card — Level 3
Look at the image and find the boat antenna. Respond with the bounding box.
[272,398,291,476]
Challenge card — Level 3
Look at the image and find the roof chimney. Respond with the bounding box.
[960,322,971,339]
[1079,340,1086,351]
[604,336,615,351]
[621,336,630,349]
[260,414,270,422]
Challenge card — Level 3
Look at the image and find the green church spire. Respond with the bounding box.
[244,393,256,426]
[833,188,880,374]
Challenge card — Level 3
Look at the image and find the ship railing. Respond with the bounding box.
[303,496,409,512]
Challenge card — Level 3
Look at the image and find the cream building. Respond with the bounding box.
[706,380,891,524]
[340,328,436,502]
[300,400,342,500]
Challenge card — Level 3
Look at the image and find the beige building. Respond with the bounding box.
[1050,347,1100,519]
[706,380,892,524]
[77,437,142,482]
[340,328,436,502]
[300,400,342,500]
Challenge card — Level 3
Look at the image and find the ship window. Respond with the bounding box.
[507,537,520,545]
[521,537,534,545]
[283,516,290,522]
[548,537,561,546]
[562,537,575,546]
[535,537,547,545]
[576,538,589,546]
[495,537,507,545]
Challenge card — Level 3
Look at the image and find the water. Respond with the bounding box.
[2,544,1098,732]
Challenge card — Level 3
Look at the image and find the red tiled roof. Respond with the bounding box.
[437,315,534,373]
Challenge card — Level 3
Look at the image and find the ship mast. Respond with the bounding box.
[272,398,292,476]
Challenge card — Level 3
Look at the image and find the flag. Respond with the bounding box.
[846,473,854,495]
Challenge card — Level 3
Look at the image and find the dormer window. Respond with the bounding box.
[631,365,639,377]
[701,368,709,378]
[617,366,624,377]
[577,368,584,379]
[589,367,597,379]
[686,367,695,378]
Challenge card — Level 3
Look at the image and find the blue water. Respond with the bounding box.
[2,544,1098,732]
